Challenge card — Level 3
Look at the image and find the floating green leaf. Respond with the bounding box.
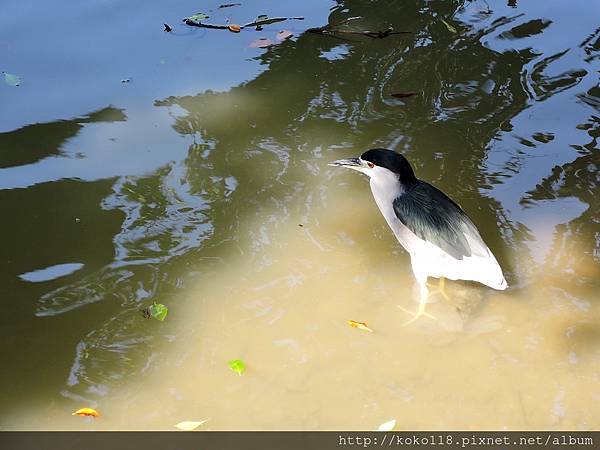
[228,359,246,375]
[187,12,210,23]
[150,303,168,321]
[440,18,457,34]
[3,72,21,87]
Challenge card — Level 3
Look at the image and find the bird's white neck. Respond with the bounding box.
[369,169,404,204]
[369,170,404,223]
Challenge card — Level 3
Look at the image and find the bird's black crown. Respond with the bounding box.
[361,148,417,184]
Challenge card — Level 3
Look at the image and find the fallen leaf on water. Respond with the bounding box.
[348,320,373,333]
[187,12,210,23]
[252,15,268,31]
[72,408,100,418]
[391,92,418,99]
[532,132,554,143]
[3,72,21,87]
[228,24,242,33]
[249,38,275,48]
[377,419,396,431]
[244,16,299,29]
[276,30,293,41]
[440,18,457,34]
[164,23,172,32]
[175,419,209,431]
[228,359,246,375]
[219,3,241,8]
[150,303,168,321]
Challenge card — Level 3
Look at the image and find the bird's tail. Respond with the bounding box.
[493,276,508,291]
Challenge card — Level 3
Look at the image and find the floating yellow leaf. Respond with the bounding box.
[348,320,373,333]
[72,407,100,418]
[175,419,209,431]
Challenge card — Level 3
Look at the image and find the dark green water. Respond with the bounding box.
[1,0,599,430]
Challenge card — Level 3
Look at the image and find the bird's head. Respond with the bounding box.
[329,148,417,186]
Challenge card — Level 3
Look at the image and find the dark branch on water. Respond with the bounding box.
[182,16,304,30]
[307,25,411,39]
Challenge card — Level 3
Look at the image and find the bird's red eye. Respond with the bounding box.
[367,162,375,168]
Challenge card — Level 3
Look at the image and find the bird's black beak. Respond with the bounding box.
[328,158,362,170]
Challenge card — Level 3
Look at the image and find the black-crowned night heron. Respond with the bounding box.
[330,148,507,324]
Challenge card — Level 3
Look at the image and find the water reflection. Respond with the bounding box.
[0,107,126,169]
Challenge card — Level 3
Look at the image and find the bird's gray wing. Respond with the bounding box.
[392,182,487,260]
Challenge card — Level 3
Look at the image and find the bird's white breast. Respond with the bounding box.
[369,172,421,252]
[368,173,507,290]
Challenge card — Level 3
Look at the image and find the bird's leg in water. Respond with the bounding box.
[398,282,437,325]
[428,277,451,301]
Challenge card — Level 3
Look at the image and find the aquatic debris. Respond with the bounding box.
[121,78,131,83]
[185,12,210,24]
[439,18,458,34]
[150,303,168,321]
[2,72,21,87]
[532,132,555,143]
[141,303,169,321]
[377,419,396,431]
[276,30,293,41]
[182,14,303,32]
[244,16,303,29]
[249,37,275,48]
[251,14,268,31]
[249,30,293,49]
[391,92,419,99]
[219,3,241,8]
[72,408,100,418]
[348,320,373,333]
[228,359,246,375]
[164,23,172,33]
[307,23,411,40]
[174,419,209,430]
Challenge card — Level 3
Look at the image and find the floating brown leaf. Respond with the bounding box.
[228,24,242,33]
[249,38,275,48]
[276,30,293,41]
